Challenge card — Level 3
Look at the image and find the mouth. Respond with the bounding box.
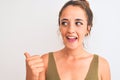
[66,36,78,42]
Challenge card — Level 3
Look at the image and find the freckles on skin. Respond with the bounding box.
[60,6,88,25]
[60,6,88,37]
[59,6,89,49]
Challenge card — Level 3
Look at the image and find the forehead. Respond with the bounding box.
[60,5,87,21]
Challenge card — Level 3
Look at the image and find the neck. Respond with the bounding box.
[62,46,88,59]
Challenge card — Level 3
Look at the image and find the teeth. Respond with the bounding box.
[68,37,75,38]
[67,36,77,39]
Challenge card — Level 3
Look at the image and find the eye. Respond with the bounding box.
[75,22,83,26]
[61,21,68,26]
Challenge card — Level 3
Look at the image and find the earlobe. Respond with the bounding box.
[59,27,61,33]
[58,27,61,35]
[85,32,89,36]
[85,25,91,36]
[87,25,91,31]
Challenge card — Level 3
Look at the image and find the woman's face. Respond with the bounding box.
[59,5,90,49]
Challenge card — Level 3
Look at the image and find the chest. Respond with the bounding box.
[56,59,91,80]
[46,53,99,80]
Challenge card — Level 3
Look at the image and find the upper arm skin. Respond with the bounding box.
[99,56,111,80]
[39,53,49,80]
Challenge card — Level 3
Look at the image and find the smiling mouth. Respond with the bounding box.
[66,36,78,42]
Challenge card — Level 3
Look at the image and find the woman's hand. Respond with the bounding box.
[24,52,45,80]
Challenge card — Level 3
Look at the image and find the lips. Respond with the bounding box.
[66,36,78,42]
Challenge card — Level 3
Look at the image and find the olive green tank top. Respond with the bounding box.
[46,52,98,80]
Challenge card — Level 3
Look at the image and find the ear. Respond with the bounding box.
[87,25,91,33]
[85,25,91,36]
[58,26,61,33]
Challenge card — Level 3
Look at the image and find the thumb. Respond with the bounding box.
[24,52,31,58]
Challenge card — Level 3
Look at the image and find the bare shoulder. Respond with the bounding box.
[41,53,49,61]
[41,53,49,70]
[98,55,111,80]
[99,55,110,67]
[40,51,60,68]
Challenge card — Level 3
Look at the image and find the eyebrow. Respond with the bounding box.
[60,18,68,21]
[60,18,83,21]
[75,18,83,21]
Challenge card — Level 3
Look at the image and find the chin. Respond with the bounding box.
[65,44,79,50]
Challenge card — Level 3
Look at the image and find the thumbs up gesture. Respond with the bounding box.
[24,52,45,80]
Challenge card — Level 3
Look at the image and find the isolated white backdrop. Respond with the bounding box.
[0,0,120,80]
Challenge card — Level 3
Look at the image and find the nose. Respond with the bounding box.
[67,26,75,34]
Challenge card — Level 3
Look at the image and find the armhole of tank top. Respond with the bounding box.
[46,52,60,80]
[85,54,99,80]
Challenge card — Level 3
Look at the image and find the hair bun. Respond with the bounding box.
[71,0,86,2]
[80,0,86,1]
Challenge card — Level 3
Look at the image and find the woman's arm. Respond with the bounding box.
[99,56,111,80]
[24,52,46,80]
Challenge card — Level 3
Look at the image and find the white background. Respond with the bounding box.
[0,0,120,80]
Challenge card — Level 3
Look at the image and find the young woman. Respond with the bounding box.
[24,0,111,80]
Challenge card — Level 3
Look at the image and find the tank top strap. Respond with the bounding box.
[85,54,99,80]
[46,52,60,80]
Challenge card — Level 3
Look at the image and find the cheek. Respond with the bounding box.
[77,27,87,36]
[59,27,66,37]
